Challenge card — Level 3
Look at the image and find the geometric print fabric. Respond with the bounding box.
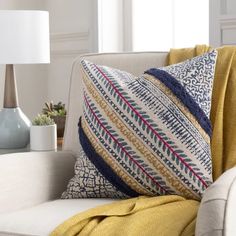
[62,50,217,200]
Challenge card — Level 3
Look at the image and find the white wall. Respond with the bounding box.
[98,0,123,52]
[225,0,236,15]
[0,0,46,9]
[46,0,98,110]
[210,0,236,46]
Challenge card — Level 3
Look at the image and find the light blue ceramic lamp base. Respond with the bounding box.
[0,108,31,148]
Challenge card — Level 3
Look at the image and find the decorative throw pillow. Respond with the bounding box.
[62,50,217,200]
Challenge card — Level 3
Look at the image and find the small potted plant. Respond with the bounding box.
[30,114,57,151]
[42,101,67,139]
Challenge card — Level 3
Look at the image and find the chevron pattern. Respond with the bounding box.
[63,51,217,200]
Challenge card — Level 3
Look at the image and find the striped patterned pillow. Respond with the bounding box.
[62,50,217,200]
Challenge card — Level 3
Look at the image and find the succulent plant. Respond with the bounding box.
[43,101,67,117]
[32,114,55,126]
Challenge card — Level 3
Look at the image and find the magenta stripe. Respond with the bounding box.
[93,64,208,188]
[84,93,169,194]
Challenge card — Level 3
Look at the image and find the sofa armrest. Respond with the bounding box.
[196,167,236,236]
[0,151,76,214]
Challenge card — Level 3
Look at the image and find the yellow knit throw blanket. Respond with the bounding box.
[168,45,236,180]
[51,45,236,236]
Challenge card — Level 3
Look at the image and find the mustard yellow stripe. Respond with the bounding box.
[82,71,198,199]
[81,117,151,196]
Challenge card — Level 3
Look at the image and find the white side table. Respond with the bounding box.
[0,147,62,155]
[0,147,30,155]
[0,138,63,155]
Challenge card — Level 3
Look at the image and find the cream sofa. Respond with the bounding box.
[0,52,235,236]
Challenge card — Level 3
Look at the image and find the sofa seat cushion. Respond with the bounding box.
[0,199,115,236]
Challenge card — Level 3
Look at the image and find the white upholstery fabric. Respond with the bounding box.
[0,152,76,214]
[196,167,236,236]
[0,199,115,236]
[63,52,168,155]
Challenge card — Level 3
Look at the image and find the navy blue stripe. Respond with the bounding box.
[145,69,212,136]
[78,120,139,197]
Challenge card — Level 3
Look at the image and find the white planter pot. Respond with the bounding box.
[30,124,57,151]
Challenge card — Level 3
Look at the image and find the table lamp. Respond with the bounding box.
[0,10,50,149]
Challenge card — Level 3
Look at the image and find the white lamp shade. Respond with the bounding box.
[0,10,50,64]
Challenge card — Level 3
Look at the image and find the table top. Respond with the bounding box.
[0,138,63,155]
[0,146,62,155]
[0,147,30,155]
